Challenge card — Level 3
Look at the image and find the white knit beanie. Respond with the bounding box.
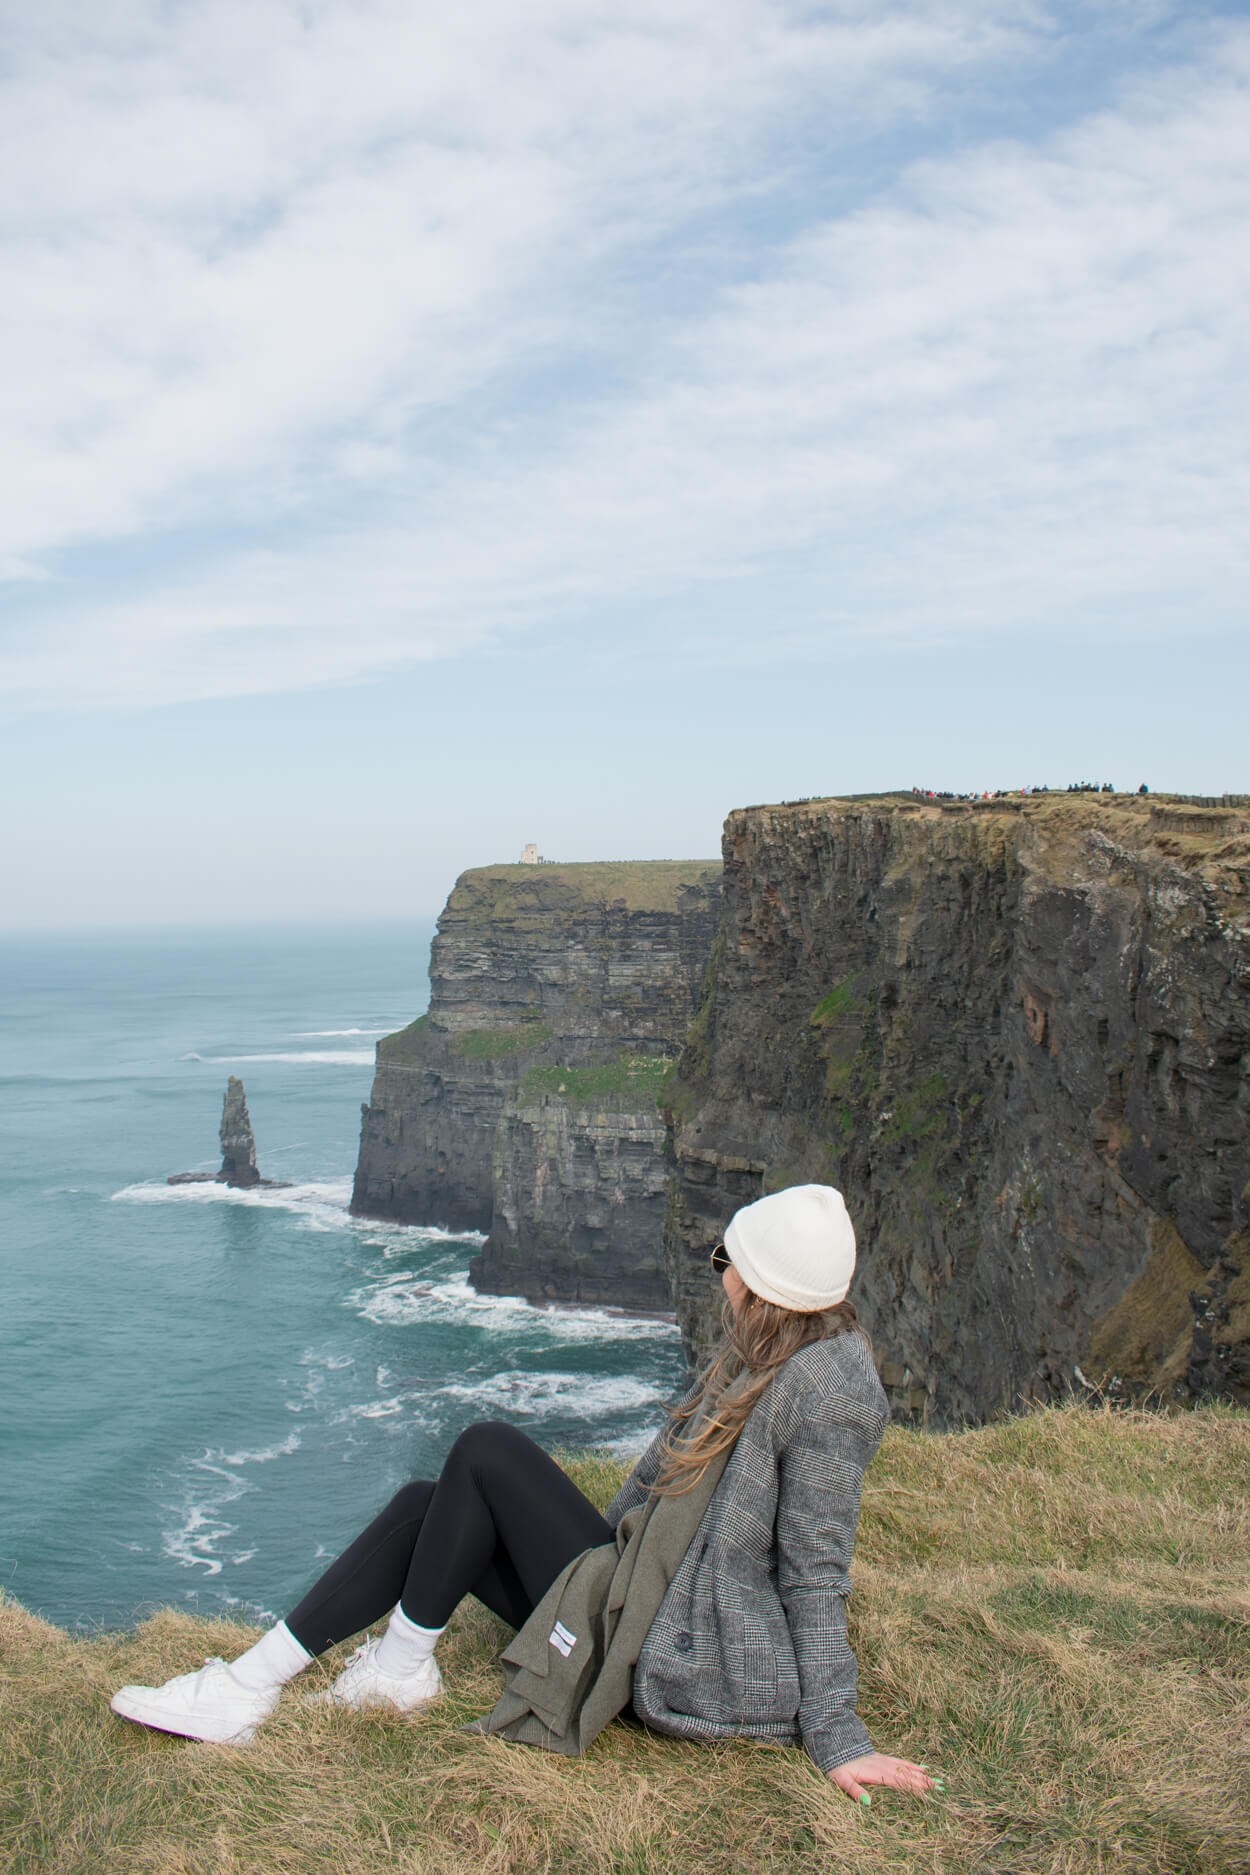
[723,1184,856,1311]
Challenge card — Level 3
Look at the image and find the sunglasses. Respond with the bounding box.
[709,1242,730,1274]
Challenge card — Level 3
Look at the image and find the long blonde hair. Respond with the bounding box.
[649,1291,864,1496]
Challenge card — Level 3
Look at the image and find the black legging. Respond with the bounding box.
[285,1421,614,1656]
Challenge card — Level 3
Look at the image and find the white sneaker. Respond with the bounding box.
[320,1637,442,1712]
[110,1657,279,1745]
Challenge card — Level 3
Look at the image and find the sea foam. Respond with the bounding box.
[293,1029,389,1038]
[435,1371,664,1418]
[350,1272,678,1344]
[112,1177,358,1236]
[208,1050,376,1066]
[111,1178,482,1256]
[218,1431,302,1468]
[162,1433,301,1577]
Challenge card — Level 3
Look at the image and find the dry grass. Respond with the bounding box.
[4,1404,1248,1875]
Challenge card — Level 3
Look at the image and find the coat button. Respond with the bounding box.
[674,1632,693,1653]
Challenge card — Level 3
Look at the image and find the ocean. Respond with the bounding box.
[0,926,685,1633]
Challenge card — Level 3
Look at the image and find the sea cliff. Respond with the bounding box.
[352,860,721,1306]
[663,793,1250,1423]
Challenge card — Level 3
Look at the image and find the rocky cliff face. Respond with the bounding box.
[352,861,721,1306]
[664,794,1250,1422]
[484,1069,671,1306]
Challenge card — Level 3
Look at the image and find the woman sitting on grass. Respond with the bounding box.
[112,1184,938,1804]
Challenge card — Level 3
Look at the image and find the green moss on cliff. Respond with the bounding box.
[451,1024,553,1060]
[678,932,725,1090]
[517,1054,670,1110]
[811,977,860,1025]
[882,1072,949,1143]
[375,1012,429,1061]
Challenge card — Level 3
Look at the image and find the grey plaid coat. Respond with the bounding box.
[607,1329,888,1775]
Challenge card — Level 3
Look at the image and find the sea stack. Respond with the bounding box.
[218,1076,260,1188]
[168,1076,284,1188]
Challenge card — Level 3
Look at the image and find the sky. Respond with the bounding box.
[2,0,1247,929]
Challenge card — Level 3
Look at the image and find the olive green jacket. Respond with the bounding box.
[470,1390,737,1754]
[474,1334,887,1773]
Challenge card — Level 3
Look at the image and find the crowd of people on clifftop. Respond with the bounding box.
[911,786,1031,801]
[910,782,1150,802]
[909,785,1045,802]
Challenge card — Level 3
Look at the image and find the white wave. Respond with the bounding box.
[601,1428,664,1459]
[296,1351,355,1371]
[162,1502,237,1577]
[112,1176,356,1235]
[293,1028,390,1038]
[350,1272,679,1345]
[112,1180,485,1257]
[332,1397,407,1422]
[372,1223,487,1255]
[181,1052,203,1061]
[162,1434,300,1576]
[218,1431,301,1467]
[208,1050,376,1066]
[161,1467,248,1576]
[436,1371,664,1418]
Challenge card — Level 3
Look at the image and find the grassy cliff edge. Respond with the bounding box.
[444,861,722,921]
[4,1406,1248,1875]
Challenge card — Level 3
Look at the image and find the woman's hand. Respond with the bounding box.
[829,1752,941,1803]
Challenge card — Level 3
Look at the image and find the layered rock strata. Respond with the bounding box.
[663,794,1250,1423]
[352,861,721,1306]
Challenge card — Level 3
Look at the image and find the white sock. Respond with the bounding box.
[226,1620,315,1693]
[374,1604,444,1678]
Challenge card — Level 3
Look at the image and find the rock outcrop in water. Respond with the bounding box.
[168,1076,288,1190]
[351,861,721,1306]
[218,1075,260,1187]
[663,793,1250,1423]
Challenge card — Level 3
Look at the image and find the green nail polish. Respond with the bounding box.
[860,1794,871,1808]
[933,1780,947,1791]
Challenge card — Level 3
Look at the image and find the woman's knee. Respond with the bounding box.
[385,1479,436,1524]
[445,1420,533,1482]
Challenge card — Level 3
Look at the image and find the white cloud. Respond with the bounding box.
[3,0,1025,554]
[1,3,1246,708]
